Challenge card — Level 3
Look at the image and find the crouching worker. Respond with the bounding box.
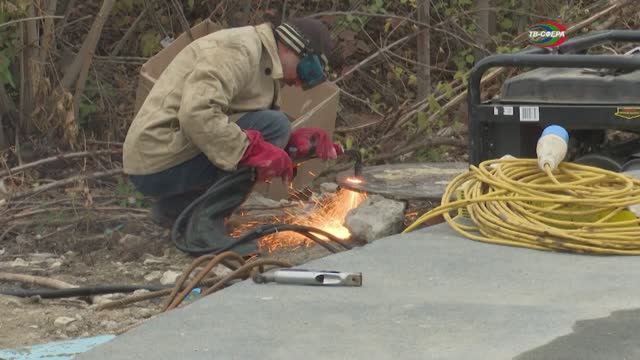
[122,19,342,255]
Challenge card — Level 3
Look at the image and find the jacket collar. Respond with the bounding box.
[255,23,283,80]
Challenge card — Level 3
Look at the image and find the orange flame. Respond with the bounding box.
[233,189,367,252]
[345,176,364,185]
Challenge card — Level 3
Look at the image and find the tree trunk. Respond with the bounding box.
[474,0,496,61]
[0,78,17,149]
[40,0,59,63]
[61,0,116,91]
[416,0,431,101]
[72,0,117,122]
[516,0,532,33]
[0,115,8,150]
[18,3,39,136]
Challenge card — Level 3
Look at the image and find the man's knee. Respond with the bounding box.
[264,111,291,148]
[237,110,291,148]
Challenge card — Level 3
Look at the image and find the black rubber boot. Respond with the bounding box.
[173,169,258,256]
[150,190,204,229]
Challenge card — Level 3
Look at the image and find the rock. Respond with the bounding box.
[320,182,339,194]
[54,316,77,327]
[11,258,29,267]
[101,320,119,331]
[160,270,181,285]
[118,234,149,262]
[23,295,42,304]
[1,295,23,307]
[345,195,406,243]
[29,253,56,262]
[239,192,293,210]
[118,234,144,248]
[212,264,233,277]
[15,235,30,247]
[92,293,122,306]
[49,261,62,269]
[144,271,162,282]
[134,308,155,319]
[143,256,166,265]
[436,126,455,137]
[133,289,150,297]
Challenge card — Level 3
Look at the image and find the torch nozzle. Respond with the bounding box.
[343,149,363,178]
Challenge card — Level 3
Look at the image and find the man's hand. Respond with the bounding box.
[286,127,343,161]
[239,130,294,182]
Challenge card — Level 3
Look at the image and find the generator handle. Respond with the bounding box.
[513,30,640,56]
[557,30,640,54]
[469,54,640,106]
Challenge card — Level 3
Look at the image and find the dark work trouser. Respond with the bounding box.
[128,110,291,254]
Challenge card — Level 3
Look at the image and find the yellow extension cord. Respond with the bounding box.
[403,158,640,255]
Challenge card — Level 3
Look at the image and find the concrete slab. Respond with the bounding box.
[79,224,640,360]
[337,163,468,200]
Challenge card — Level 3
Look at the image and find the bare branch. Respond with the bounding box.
[170,0,194,41]
[110,7,149,57]
[0,272,77,289]
[6,168,123,201]
[84,140,124,147]
[0,149,121,178]
[335,118,385,133]
[333,32,419,83]
[339,88,384,117]
[373,137,466,163]
[0,15,63,29]
[317,136,465,178]
[93,55,149,64]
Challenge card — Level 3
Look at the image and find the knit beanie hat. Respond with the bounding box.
[274,18,332,67]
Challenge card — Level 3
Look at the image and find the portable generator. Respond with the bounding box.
[468,30,640,172]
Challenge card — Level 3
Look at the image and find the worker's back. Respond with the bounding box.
[123,23,281,175]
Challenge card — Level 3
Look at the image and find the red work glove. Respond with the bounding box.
[238,130,294,182]
[285,127,343,161]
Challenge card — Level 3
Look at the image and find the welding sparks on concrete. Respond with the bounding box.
[237,189,367,252]
[344,176,364,185]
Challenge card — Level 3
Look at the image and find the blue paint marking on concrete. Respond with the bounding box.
[0,335,115,359]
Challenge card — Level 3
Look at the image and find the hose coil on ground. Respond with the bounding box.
[404,158,640,255]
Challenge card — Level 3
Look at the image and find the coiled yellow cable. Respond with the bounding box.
[403,158,640,255]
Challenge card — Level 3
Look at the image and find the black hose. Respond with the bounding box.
[1,284,170,299]
[171,168,355,256]
[175,223,353,257]
[239,223,353,250]
[234,224,341,254]
[171,167,255,249]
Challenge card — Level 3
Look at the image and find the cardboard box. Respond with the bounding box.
[134,20,223,114]
[133,19,340,200]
